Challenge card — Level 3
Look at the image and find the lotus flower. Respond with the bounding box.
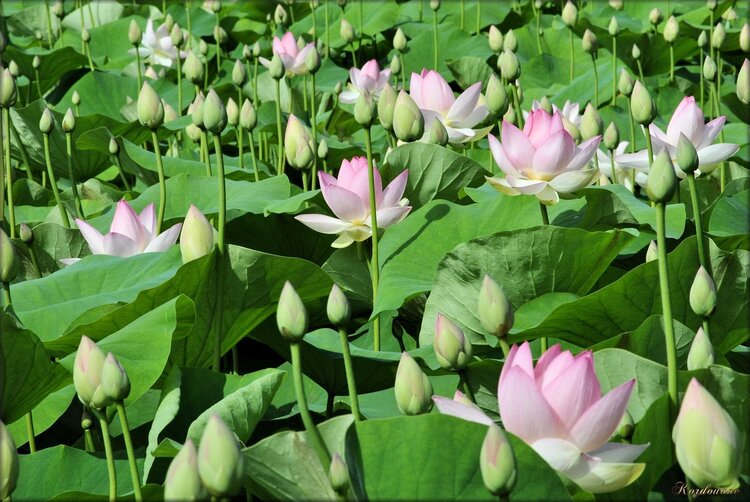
[295,157,411,248]
[409,69,492,144]
[340,59,391,104]
[434,343,648,494]
[129,19,185,68]
[259,32,315,76]
[526,99,582,129]
[596,141,647,192]
[486,109,601,205]
[618,96,739,177]
[62,200,182,265]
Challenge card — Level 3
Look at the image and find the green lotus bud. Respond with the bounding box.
[426,118,448,146]
[340,19,354,43]
[170,23,184,47]
[210,0,222,12]
[711,22,725,49]
[614,410,634,439]
[686,326,714,371]
[180,204,215,263]
[663,16,679,43]
[737,59,750,105]
[81,28,91,43]
[390,54,401,76]
[675,133,699,174]
[393,90,424,142]
[377,83,397,131]
[606,16,618,37]
[649,8,662,26]
[477,275,514,338]
[100,353,131,402]
[213,25,227,45]
[0,69,17,107]
[181,53,202,84]
[334,81,343,95]
[128,19,142,45]
[229,60,247,89]
[81,409,93,430]
[52,0,64,17]
[538,96,553,114]
[19,223,33,244]
[582,29,598,55]
[252,41,261,58]
[164,13,175,32]
[393,28,407,52]
[8,61,19,77]
[703,55,717,81]
[498,50,520,81]
[689,266,717,318]
[561,116,579,141]
[163,101,178,123]
[108,137,119,155]
[504,106,516,126]
[241,44,252,61]
[73,335,107,408]
[630,80,655,125]
[503,29,517,53]
[62,107,76,133]
[274,4,288,25]
[646,240,658,262]
[138,82,165,129]
[310,0,320,9]
[199,39,208,56]
[277,281,308,342]
[562,0,578,27]
[327,284,351,327]
[646,150,677,203]
[202,89,227,133]
[72,90,81,106]
[696,31,707,50]
[318,138,328,160]
[488,26,503,53]
[580,103,603,140]
[434,314,473,371]
[741,23,750,53]
[226,97,239,127]
[0,229,18,283]
[534,0,542,8]
[186,123,201,141]
[32,55,42,69]
[165,440,206,501]
[284,114,315,169]
[305,47,321,74]
[486,74,509,117]
[35,30,43,42]
[706,0,717,11]
[618,69,634,96]
[39,107,55,134]
[430,0,440,11]
[631,43,641,60]
[197,414,244,497]
[480,424,517,497]
[269,54,285,80]
[240,99,256,130]
[603,122,619,150]
[296,36,306,51]
[328,452,349,494]
[0,420,19,500]
[394,351,433,416]
[609,0,623,10]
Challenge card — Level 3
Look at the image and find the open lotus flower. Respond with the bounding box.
[62,200,182,265]
[526,99,582,128]
[409,69,492,144]
[129,19,185,68]
[597,141,647,192]
[340,59,391,104]
[295,157,411,248]
[259,32,315,76]
[486,109,601,205]
[434,342,648,494]
[618,96,739,177]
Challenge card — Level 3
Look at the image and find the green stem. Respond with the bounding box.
[312,1,317,44]
[151,130,166,233]
[44,0,54,47]
[253,59,259,105]
[232,346,239,374]
[1,281,11,308]
[176,57,183,115]
[433,9,438,70]
[610,149,618,185]
[539,201,550,225]
[535,8,542,54]
[475,0,480,35]
[200,129,212,176]
[458,370,476,404]
[669,43,674,83]
[310,73,318,191]
[9,120,34,181]
[85,42,95,72]
[28,245,42,278]
[86,0,95,28]
[325,0,330,58]
[655,202,678,407]
[699,47,705,113]
[686,173,707,272]
[34,69,43,99]
[645,129,654,167]
[636,59,644,83]
[3,109,15,237]
[98,415,117,502]
[349,42,358,67]
[237,126,244,170]
[364,127,381,351]
[611,36,617,106]
[134,45,143,94]
[0,112,4,229]
[249,130,259,181]
[510,83,523,129]
[302,75,308,112]
[569,29,574,83]
[498,337,510,358]
[25,412,36,452]
[212,134,226,252]
[116,402,143,502]
[66,132,84,219]
[79,3,85,52]
[111,153,132,191]
[591,54,599,108]
[626,100,636,152]
[338,327,362,421]
[186,0,192,49]
[399,54,406,89]
[274,78,284,175]
[84,428,94,452]
[215,12,221,73]
[290,342,332,468]
[43,133,70,228]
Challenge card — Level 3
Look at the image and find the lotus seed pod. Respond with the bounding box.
[737,59,750,105]
[329,453,350,494]
[284,114,316,169]
[305,46,321,74]
[393,28,407,52]
[503,29,517,53]
[741,24,750,53]
[538,96,553,114]
[274,4,288,25]
[0,230,19,283]
[486,74,509,117]
[269,54,285,80]
[73,336,107,408]
[354,89,376,128]
[663,16,679,43]
[39,107,55,134]
[202,89,227,133]
[608,16,620,37]
[213,26,228,45]
[582,29,598,55]
[199,39,208,56]
[676,133,699,174]
[240,99,256,130]
[649,8,662,26]
[477,275,514,338]
[81,409,93,430]
[317,138,329,159]
[489,26,503,53]
[434,314,473,371]
[686,327,714,371]
[226,97,239,127]
[340,19,354,43]
[8,61,19,77]
[646,151,677,203]
[108,137,119,155]
[394,352,433,416]
[646,241,658,262]
[164,440,206,501]
[183,51,204,84]
[0,69,17,107]
[498,49,520,81]
[480,424,517,497]
[425,118,448,146]
[277,281,308,341]
[138,82,165,129]
[0,420,19,501]
[603,122,619,150]
[81,28,91,43]
[19,223,33,244]
[128,19,142,45]
[698,30,708,49]
[630,80,655,125]
[170,23,184,47]
[631,43,641,60]
[390,54,401,76]
[703,55,717,81]
[180,204,215,263]
[191,92,205,127]
[100,353,131,402]
[562,1,577,27]
[197,414,245,497]
[327,284,351,327]
[430,0,440,11]
[711,22,725,49]
[377,82,397,131]
[580,103,603,140]
[689,266,717,318]
[60,108,76,133]
[32,55,42,69]
[393,90,424,142]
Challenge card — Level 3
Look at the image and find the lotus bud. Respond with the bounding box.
[231,59,246,87]
[434,314,473,371]
[377,83,397,131]
[582,29,598,55]
[327,284,351,327]
[426,118,448,146]
[170,24,184,48]
[486,74,509,117]
[618,69,634,96]
[394,352,433,416]
[73,336,107,407]
[163,101,178,123]
[354,91,376,127]
[697,30,708,49]
[562,1,577,27]
[603,122,619,150]
[534,0,543,7]
[616,410,634,439]
[631,43,641,60]
[686,327,715,371]
[180,205,215,263]
[630,80,655,125]
[8,61,19,77]
[108,137,119,155]
[0,421,18,500]
[81,409,94,431]
[674,133,699,174]
[199,39,208,56]
[430,0,440,11]
[203,89,227,133]
[609,0,623,10]
[538,96,553,114]
[138,82,165,129]
[673,379,742,489]
[337,0,348,6]
[165,440,206,501]
[514,81,522,102]
[393,90,424,142]
[100,353,131,402]
[689,266,717,318]
[663,16,679,43]
[39,107,55,134]
[711,23,725,49]
[81,28,91,43]
[0,69,17,107]
[274,4,288,25]
[128,19,142,45]
[737,59,750,105]
[164,14,175,32]
[477,275,514,338]
[226,97,239,127]
[489,26,503,52]
[645,241,658,262]
[388,56,401,80]
[561,116,579,141]
[329,453,349,495]
[284,114,315,169]
[504,106,516,126]
[498,50,519,81]
[19,223,33,244]
[310,0,320,8]
[741,23,750,53]
[213,26,227,45]
[269,54,285,80]
[305,47,321,74]
[197,414,244,497]
[480,424,517,497]
[277,281,308,342]
[608,17,620,37]
[706,0,717,11]
[703,55,717,81]
[503,29,517,53]
[52,0,64,17]
[649,8,662,26]
[35,30,43,42]
[394,28,407,52]
[191,92,205,127]
[334,81,343,95]
[62,107,76,133]
[236,100,255,132]
[580,103,603,140]
[340,19,354,43]
[296,36,306,51]
[32,55,42,72]
[251,41,261,59]
[186,123,201,141]
[646,151,677,203]
[317,138,329,160]
[241,44,252,61]
[0,230,18,283]
[210,0,222,12]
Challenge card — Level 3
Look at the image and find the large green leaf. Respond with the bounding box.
[10,222,90,282]
[7,385,76,447]
[3,46,86,96]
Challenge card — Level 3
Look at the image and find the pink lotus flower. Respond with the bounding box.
[339,59,391,104]
[486,109,601,205]
[62,200,182,265]
[526,99,581,128]
[295,157,411,248]
[434,342,648,494]
[618,96,738,177]
[259,32,315,76]
[129,19,186,68]
[409,70,492,144]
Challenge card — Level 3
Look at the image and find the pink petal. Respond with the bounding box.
[589,442,649,463]
[525,110,564,149]
[699,116,726,148]
[280,32,298,57]
[349,68,363,89]
[295,214,351,234]
[318,171,337,191]
[432,396,495,426]
[649,124,669,146]
[616,150,650,169]
[76,219,105,255]
[409,71,425,108]
[110,200,145,243]
[541,352,601,429]
[667,96,704,145]
[488,134,522,177]
[548,168,598,194]
[420,70,454,115]
[500,121,536,173]
[322,185,368,222]
[697,143,739,169]
[139,204,156,237]
[534,344,563,381]
[360,59,381,82]
[100,232,141,257]
[565,136,601,172]
[381,170,409,208]
[336,157,379,205]
[144,223,182,253]
[570,380,635,452]
[532,130,576,177]
[499,342,534,391]
[446,83,482,123]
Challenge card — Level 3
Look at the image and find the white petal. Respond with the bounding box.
[144,223,182,253]
[295,214,351,234]
[548,168,598,194]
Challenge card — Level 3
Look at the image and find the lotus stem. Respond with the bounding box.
[212,134,226,253]
[399,53,406,89]
[43,132,71,228]
[325,0,330,59]
[645,130,654,167]
[10,120,34,181]
[1,281,11,308]
[302,75,308,112]
[215,12,221,73]
[510,83,523,129]
[310,73,318,191]
[111,150,132,192]
[459,370,476,403]
[611,36,617,106]
[535,6,542,54]
[433,8,438,69]
[186,0,193,49]
[44,0,54,47]
[237,126,244,170]
[84,428,95,452]
[626,100,636,152]
[150,131,167,233]
[312,1,318,44]
[591,54,599,108]
[338,327,362,421]
[3,109,15,236]
[86,0,95,28]
[699,47,705,112]
[364,127,381,351]
[200,130,212,175]
[668,43,674,83]
[686,174,707,272]
[134,45,143,93]
[116,402,143,502]
[274,78,284,175]
[97,414,117,502]
[176,57,183,115]
[66,132,84,219]
[655,202,678,407]
[25,412,36,452]
[569,29,574,82]
[249,130,259,182]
